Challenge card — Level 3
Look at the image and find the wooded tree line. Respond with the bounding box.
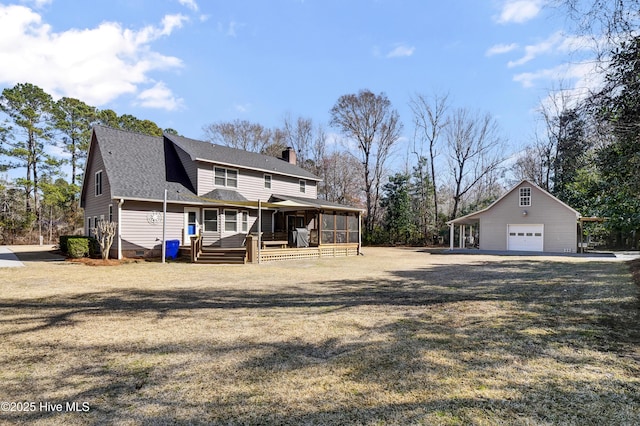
[0,83,173,244]
[1,1,639,247]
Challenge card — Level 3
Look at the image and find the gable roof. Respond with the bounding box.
[165,133,321,181]
[80,126,199,205]
[447,179,582,225]
[80,126,323,206]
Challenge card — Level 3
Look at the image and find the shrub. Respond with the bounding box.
[66,237,99,258]
[59,235,73,254]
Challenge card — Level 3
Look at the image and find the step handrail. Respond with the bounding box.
[190,234,203,263]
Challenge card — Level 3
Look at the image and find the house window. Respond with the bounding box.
[519,187,531,206]
[299,180,306,193]
[108,205,113,222]
[224,210,237,232]
[87,217,92,235]
[241,211,248,232]
[95,171,103,196]
[203,209,218,232]
[264,174,272,189]
[215,167,238,188]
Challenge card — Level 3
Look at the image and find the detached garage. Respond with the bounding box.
[447,180,581,253]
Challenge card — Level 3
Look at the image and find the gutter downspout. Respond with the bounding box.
[117,199,124,259]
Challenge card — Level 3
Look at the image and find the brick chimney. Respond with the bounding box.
[282,147,297,165]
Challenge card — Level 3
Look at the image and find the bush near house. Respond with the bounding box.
[63,236,99,258]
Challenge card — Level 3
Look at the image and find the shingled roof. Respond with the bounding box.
[81,126,321,205]
[166,133,321,181]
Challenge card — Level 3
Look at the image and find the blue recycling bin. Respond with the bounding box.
[165,239,180,260]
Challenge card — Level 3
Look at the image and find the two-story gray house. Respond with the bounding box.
[80,126,362,261]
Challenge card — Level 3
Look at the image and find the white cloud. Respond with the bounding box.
[513,61,602,92]
[21,0,52,8]
[486,43,518,56]
[507,31,600,67]
[136,81,184,111]
[0,4,184,109]
[178,0,198,12]
[508,32,561,67]
[234,103,251,113]
[386,44,415,58]
[496,0,544,24]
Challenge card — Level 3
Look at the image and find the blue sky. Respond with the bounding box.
[0,0,601,174]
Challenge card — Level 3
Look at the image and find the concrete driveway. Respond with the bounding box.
[0,245,65,267]
[0,246,25,267]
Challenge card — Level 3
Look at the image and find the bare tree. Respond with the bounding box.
[319,152,362,205]
[409,91,450,232]
[446,109,505,219]
[509,142,549,188]
[203,119,272,153]
[281,114,313,166]
[329,89,402,235]
[93,219,117,260]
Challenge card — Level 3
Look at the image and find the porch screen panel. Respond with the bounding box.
[335,214,347,243]
[321,213,335,244]
[347,215,359,243]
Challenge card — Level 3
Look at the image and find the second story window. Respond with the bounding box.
[519,187,531,206]
[215,167,238,188]
[264,174,272,189]
[299,180,306,194]
[95,171,103,196]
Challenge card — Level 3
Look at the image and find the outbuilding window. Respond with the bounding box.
[519,187,531,206]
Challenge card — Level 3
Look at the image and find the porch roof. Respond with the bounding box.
[269,194,364,213]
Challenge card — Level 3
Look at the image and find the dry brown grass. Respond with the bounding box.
[1,247,639,425]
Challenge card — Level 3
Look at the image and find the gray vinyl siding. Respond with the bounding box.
[197,162,317,200]
[120,201,184,251]
[197,164,214,196]
[478,183,577,252]
[83,143,116,234]
[201,209,258,247]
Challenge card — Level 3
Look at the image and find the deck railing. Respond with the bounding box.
[258,244,359,263]
[190,234,203,263]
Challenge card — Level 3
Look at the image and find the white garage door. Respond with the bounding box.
[508,224,544,251]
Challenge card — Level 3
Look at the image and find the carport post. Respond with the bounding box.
[449,223,454,250]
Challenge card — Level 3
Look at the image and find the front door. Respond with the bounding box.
[184,207,200,244]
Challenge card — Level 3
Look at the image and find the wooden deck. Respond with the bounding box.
[181,243,359,264]
[258,244,359,263]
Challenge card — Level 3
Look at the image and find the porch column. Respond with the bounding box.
[449,224,454,250]
[459,225,465,249]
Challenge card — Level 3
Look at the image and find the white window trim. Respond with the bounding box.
[224,209,238,232]
[203,208,219,232]
[214,166,238,188]
[519,187,531,207]
[241,211,249,233]
[299,179,306,193]
[95,170,103,196]
[264,174,272,189]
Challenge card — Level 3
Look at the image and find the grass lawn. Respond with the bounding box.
[0,247,639,425]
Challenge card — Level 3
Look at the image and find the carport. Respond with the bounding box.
[447,212,481,250]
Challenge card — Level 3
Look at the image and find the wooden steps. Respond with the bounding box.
[180,246,247,264]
